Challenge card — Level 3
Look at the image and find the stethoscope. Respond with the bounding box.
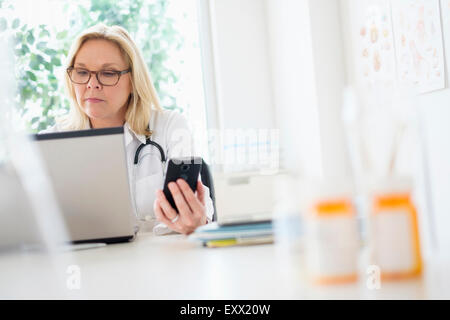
[131,131,167,221]
[133,135,166,165]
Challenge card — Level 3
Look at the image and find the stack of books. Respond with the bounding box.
[189,221,274,248]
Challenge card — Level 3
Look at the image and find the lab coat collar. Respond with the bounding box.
[124,122,147,146]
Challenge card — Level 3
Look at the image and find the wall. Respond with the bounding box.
[266,0,352,178]
[265,0,323,176]
[209,0,351,177]
[208,0,353,219]
[208,0,275,130]
[308,0,351,179]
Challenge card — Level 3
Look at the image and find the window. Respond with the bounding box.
[0,0,210,159]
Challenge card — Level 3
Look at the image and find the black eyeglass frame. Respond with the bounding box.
[66,67,131,86]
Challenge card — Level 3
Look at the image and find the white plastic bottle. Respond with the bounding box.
[304,181,360,285]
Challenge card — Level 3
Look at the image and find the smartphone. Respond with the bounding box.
[162,157,202,213]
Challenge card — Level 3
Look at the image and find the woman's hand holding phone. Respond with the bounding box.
[154,179,207,235]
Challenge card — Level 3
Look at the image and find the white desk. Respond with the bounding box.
[1,232,449,299]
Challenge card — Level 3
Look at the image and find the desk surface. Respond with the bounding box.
[1,232,450,299]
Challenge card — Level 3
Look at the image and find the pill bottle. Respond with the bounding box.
[304,181,360,285]
[368,177,422,280]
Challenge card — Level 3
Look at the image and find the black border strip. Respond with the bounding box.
[0,300,445,314]
[33,126,124,141]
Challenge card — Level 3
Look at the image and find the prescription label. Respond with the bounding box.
[371,210,414,272]
[306,198,359,284]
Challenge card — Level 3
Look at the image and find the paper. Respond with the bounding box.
[391,0,446,93]
[357,0,397,91]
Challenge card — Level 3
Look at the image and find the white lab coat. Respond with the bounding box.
[41,109,214,235]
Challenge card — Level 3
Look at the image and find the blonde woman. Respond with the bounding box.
[42,24,214,235]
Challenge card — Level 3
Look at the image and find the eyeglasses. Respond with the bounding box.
[66,67,131,86]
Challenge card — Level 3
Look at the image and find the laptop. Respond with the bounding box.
[32,127,136,244]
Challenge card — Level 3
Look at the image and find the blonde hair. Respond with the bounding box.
[60,23,163,136]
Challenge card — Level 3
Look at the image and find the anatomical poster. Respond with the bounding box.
[391,0,445,93]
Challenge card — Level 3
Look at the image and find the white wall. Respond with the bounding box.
[209,0,275,130]
[266,0,352,178]
[265,0,323,176]
[418,1,450,257]
[308,0,351,179]
[207,0,354,222]
[209,0,351,178]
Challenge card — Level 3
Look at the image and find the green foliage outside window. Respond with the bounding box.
[0,0,183,132]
